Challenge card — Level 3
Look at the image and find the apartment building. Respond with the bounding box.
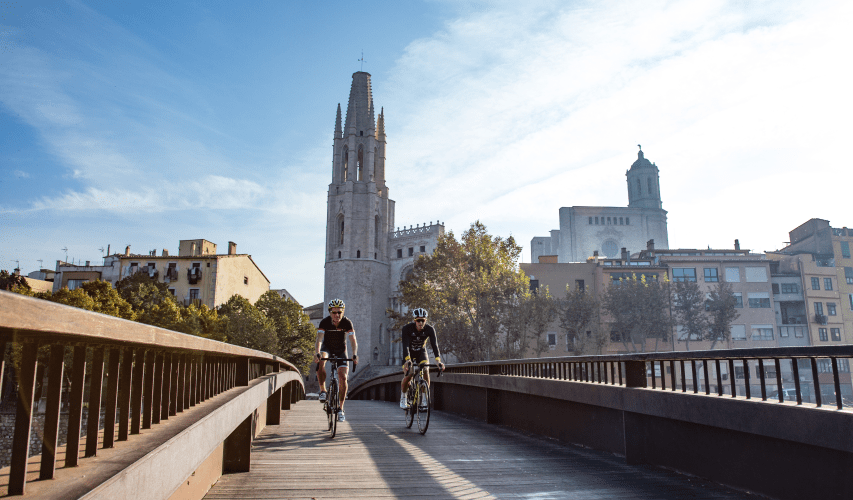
[52,239,270,309]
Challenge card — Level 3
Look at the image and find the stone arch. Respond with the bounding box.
[357,145,364,181]
[337,214,345,246]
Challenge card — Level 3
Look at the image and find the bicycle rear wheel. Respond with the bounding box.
[416,380,431,435]
[404,385,416,428]
[329,381,338,438]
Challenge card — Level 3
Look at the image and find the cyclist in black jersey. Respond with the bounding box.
[315,298,358,422]
[400,307,444,409]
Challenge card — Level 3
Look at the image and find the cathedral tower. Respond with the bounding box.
[324,72,395,367]
[626,146,663,209]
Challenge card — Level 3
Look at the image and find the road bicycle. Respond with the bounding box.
[403,363,442,435]
[318,355,355,438]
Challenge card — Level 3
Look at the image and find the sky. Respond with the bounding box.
[2,0,852,304]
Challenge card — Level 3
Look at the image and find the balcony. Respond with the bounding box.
[187,268,202,284]
[814,314,828,325]
[165,267,179,281]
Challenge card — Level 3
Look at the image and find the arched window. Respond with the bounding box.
[357,146,364,181]
[338,251,341,258]
[357,250,361,258]
[343,147,349,182]
[636,178,641,195]
[648,177,653,195]
[339,218,345,245]
[375,215,380,249]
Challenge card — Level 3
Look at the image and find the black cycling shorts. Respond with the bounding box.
[407,349,428,366]
[320,343,348,369]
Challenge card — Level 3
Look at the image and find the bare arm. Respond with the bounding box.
[348,332,358,364]
[315,330,325,360]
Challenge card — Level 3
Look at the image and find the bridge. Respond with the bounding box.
[1,290,851,499]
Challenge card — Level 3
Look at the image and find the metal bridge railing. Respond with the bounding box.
[0,290,300,497]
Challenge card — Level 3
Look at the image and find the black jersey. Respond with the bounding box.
[318,316,354,352]
[402,322,441,361]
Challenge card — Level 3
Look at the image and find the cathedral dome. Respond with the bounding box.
[630,147,655,171]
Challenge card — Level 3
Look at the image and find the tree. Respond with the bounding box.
[217,295,277,353]
[176,303,226,341]
[671,279,708,351]
[115,271,182,330]
[47,287,96,311]
[0,270,30,291]
[80,280,136,320]
[602,273,672,352]
[706,281,740,349]
[255,291,315,373]
[559,285,603,355]
[395,221,532,362]
[505,285,557,359]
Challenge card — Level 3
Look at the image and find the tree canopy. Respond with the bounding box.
[602,273,673,352]
[559,285,603,355]
[255,291,316,373]
[394,221,536,362]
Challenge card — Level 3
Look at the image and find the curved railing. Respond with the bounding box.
[350,347,853,500]
[0,290,304,498]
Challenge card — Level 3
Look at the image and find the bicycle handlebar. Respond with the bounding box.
[408,362,443,378]
[316,355,358,373]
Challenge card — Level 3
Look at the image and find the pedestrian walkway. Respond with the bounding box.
[205,400,754,499]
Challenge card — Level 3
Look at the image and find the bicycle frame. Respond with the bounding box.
[318,355,355,438]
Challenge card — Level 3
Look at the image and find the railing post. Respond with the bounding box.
[66,345,87,467]
[223,414,253,473]
[9,341,39,495]
[103,348,121,448]
[130,348,145,434]
[153,353,165,424]
[40,344,66,479]
[85,347,105,457]
[624,360,647,388]
[142,351,155,429]
[236,357,250,386]
[267,387,282,425]
[118,348,134,441]
[282,382,291,410]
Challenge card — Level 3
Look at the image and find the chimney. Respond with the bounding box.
[85,261,90,267]
[163,249,169,257]
[125,245,131,256]
[191,242,197,256]
[647,239,655,252]
[228,241,237,255]
[621,247,628,261]
[734,239,741,250]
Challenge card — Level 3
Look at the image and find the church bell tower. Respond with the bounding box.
[324,72,395,367]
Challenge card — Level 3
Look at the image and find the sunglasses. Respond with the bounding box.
[415,319,426,323]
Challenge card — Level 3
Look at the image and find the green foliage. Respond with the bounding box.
[115,271,181,330]
[48,287,97,311]
[395,221,533,362]
[706,281,740,349]
[505,285,557,358]
[671,279,708,350]
[176,303,226,341]
[218,295,277,353]
[0,270,30,291]
[559,285,603,355]
[255,291,315,373]
[602,273,673,352]
[80,280,136,320]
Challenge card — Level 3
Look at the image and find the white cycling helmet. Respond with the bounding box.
[412,308,428,319]
[328,298,345,310]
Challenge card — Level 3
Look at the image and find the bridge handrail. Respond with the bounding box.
[352,345,853,411]
[0,290,302,497]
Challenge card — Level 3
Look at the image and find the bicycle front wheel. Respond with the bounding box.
[329,383,338,438]
[416,380,431,435]
[404,386,416,429]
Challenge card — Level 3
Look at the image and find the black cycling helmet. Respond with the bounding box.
[412,307,428,319]
[328,298,345,310]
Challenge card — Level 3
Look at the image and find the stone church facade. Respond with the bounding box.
[324,72,444,372]
[531,148,669,263]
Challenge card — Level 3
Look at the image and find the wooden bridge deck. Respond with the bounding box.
[204,400,753,500]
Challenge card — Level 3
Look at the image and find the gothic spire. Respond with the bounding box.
[376,107,385,139]
[343,72,374,136]
[335,103,342,139]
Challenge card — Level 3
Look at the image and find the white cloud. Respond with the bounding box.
[380,0,853,255]
[13,170,30,178]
